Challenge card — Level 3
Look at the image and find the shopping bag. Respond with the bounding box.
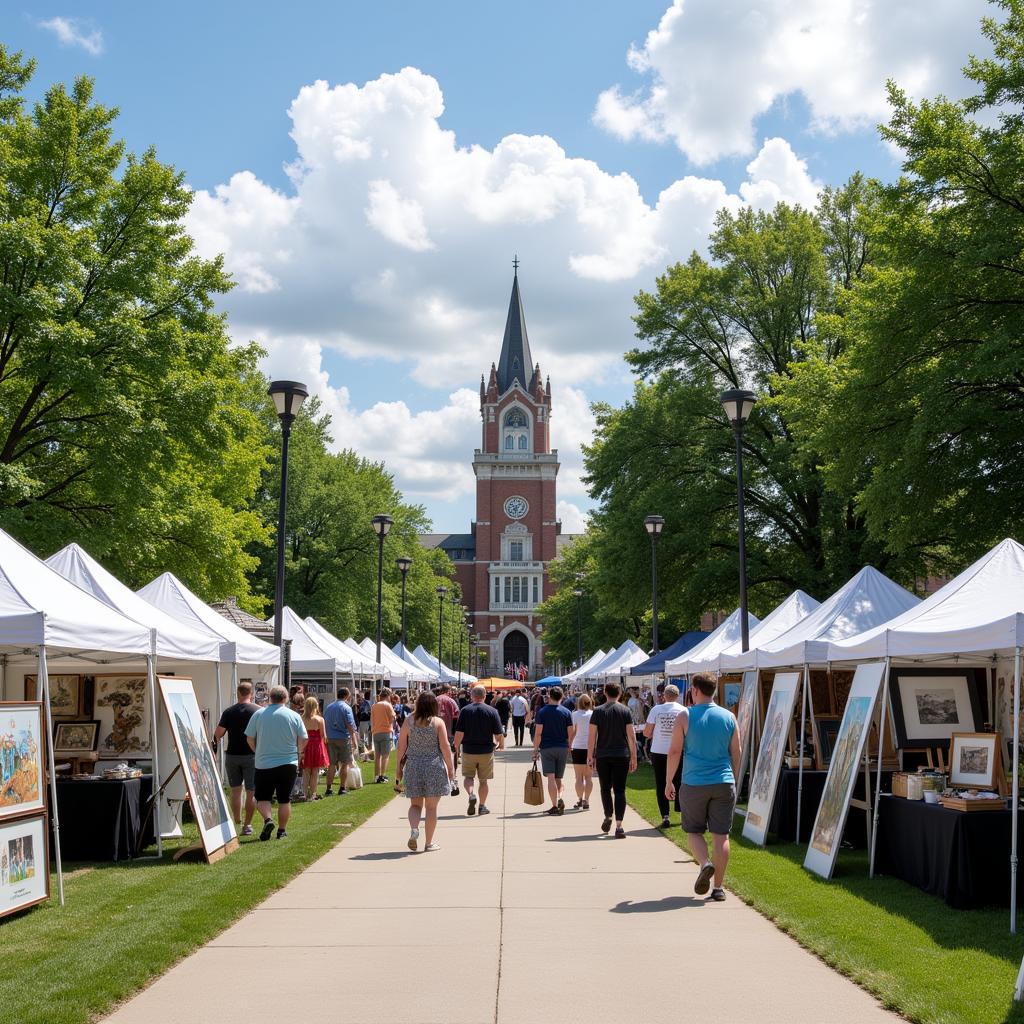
[524,763,545,806]
[345,762,364,790]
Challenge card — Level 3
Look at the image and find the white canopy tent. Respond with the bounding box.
[392,642,441,685]
[301,617,383,679]
[344,637,390,678]
[356,638,412,687]
[412,645,463,684]
[665,609,761,678]
[271,607,356,676]
[594,640,648,680]
[582,640,643,681]
[561,649,607,684]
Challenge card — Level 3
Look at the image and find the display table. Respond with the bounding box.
[874,794,1022,909]
[54,775,155,862]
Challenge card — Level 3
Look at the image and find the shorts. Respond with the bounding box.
[327,738,352,768]
[681,782,737,836]
[461,751,494,781]
[224,753,256,791]
[254,763,299,804]
[373,733,393,756]
[540,747,569,779]
[570,748,589,766]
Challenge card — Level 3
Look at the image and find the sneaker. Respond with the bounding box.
[694,861,715,896]
[339,788,348,795]
[601,817,612,834]
[659,816,671,828]
[573,800,582,809]
[241,825,253,837]
[546,805,561,815]
[614,826,626,839]
[323,789,333,797]
[556,798,565,814]
[374,775,383,784]
[259,819,274,842]
[380,775,389,783]
[581,800,589,810]
[478,805,490,816]
[467,794,478,816]
[425,842,440,852]
[710,887,727,902]
[276,828,287,839]
[408,828,420,852]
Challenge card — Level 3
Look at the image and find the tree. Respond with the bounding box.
[0,48,269,597]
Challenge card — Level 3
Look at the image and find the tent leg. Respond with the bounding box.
[40,647,65,906]
[0,653,6,700]
[215,662,224,779]
[870,658,891,880]
[147,655,163,860]
[1012,648,1021,935]
[795,665,810,844]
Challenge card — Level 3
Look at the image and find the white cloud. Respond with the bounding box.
[594,0,989,164]
[366,180,435,251]
[557,501,589,535]
[38,16,104,56]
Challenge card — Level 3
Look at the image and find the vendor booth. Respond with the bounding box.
[561,649,606,685]
[665,609,760,678]
[356,638,411,688]
[593,640,648,681]
[412,645,464,684]
[630,632,708,677]
[581,641,644,683]
[392,642,441,686]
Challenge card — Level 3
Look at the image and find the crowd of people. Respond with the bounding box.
[213,673,739,901]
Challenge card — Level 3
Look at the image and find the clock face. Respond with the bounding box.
[504,496,529,520]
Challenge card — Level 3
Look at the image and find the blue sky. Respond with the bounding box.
[8,2,990,531]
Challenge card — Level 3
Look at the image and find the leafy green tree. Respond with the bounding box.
[0,48,269,597]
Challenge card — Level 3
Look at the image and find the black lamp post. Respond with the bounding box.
[573,588,583,667]
[720,388,757,652]
[371,514,393,663]
[644,515,665,654]
[267,380,309,647]
[436,585,448,673]
[396,556,412,649]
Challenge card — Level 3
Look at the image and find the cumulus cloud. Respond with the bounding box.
[38,16,104,55]
[594,0,989,164]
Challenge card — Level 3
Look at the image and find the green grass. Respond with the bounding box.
[628,764,1024,1024]
[1,760,396,1024]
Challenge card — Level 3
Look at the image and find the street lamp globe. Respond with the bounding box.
[267,380,309,423]
[719,388,758,427]
[573,588,583,598]
[644,514,665,537]
[371,513,393,538]
[436,585,448,597]
[396,556,412,574]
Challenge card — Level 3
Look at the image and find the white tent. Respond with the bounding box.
[665,609,761,677]
[271,607,352,675]
[392,642,441,684]
[301,617,382,678]
[582,640,643,681]
[723,567,919,672]
[356,637,412,686]
[346,637,390,678]
[595,640,649,679]
[413,645,461,683]
[561,649,607,683]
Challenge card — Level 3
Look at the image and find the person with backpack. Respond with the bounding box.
[356,691,372,754]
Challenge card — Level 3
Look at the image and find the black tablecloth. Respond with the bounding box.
[768,768,892,847]
[875,794,1023,909]
[54,775,155,862]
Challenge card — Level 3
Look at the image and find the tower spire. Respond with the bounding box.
[496,264,534,393]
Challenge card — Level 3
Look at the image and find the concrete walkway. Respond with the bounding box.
[105,748,897,1024]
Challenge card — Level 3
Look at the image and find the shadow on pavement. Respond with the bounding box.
[348,851,412,861]
[610,895,703,913]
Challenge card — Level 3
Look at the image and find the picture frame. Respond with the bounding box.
[0,812,50,918]
[950,732,999,790]
[721,680,742,716]
[53,721,99,755]
[24,674,83,718]
[92,674,151,759]
[735,671,758,760]
[813,715,842,770]
[0,702,46,821]
[889,668,984,748]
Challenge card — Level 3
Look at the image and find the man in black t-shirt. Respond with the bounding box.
[494,693,511,735]
[587,681,637,838]
[214,682,260,835]
[453,685,505,815]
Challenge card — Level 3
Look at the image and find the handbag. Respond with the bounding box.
[524,761,545,806]
[345,761,364,790]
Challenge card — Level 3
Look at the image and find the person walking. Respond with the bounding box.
[510,690,529,746]
[453,684,505,816]
[494,691,511,737]
[587,681,637,838]
[531,686,572,815]
[300,696,330,800]
[213,681,259,835]
[394,692,456,852]
[665,673,740,902]
[645,683,687,828]
[356,691,373,753]
[370,689,397,783]
[568,691,594,810]
[245,685,308,841]
[323,686,358,796]
[435,684,460,748]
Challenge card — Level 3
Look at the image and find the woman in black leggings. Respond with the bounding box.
[587,681,637,838]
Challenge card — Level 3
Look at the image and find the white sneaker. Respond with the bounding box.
[425,842,440,852]
[408,828,419,852]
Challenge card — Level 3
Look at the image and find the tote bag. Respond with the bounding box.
[345,761,364,790]
[524,763,545,806]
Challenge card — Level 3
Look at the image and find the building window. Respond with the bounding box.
[533,577,539,603]
[494,577,500,603]
[503,407,530,452]
[512,577,521,603]
[518,435,528,450]
[510,541,523,561]
[504,577,511,603]
[505,435,513,450]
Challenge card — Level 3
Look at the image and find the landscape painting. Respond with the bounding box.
[915,689,958,725]
[0,704,45,820]
[892,671,979,746]
[0,813,49,918]
[950,732,998,789]
[94,675,151,758]
[24,674,81,718]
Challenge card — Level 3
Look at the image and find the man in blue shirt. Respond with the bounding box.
[245,685,308,841]
[665,674,739,902]
[532,686,573,815]
[323,686,359,797]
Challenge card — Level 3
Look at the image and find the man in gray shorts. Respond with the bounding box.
[323,686,359,796]
[666,673,740,902]
[531,686,573,815]
[214,682,259,835]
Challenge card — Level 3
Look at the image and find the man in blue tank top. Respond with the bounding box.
[665,673,739,902]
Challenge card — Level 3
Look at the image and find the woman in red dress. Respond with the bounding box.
[301,696,330,800]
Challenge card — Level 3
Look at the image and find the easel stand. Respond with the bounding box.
[138,764,182,859]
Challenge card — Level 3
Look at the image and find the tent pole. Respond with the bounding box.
[40,645,65,905]
[1012,647,1021,936]
[147,653,163,859]
[795,664,810,844]
[870,657,891,879]
[0,653,6,700]
[215,661,224,779]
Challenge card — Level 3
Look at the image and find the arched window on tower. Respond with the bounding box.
[502,407,530,453]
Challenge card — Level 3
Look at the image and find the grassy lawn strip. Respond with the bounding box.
[1,759,396,1024]
[627,764,1024,1024]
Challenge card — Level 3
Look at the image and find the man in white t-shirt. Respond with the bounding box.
[510,691,530,746]
[644,684,687,828]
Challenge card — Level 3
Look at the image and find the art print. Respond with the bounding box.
[0,704,45,820]
[949,732,998,789]
[721,682,741,715]
[735,672,758,757]
[94,675,151,758]
[53,721,99,754]
[0,813,49,918]
[890,670,981,747]
[24,674,82,718]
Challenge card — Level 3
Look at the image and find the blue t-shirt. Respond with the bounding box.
[535,703,572,749]
[245,703,308,769]
[323,699,356,741]
[682,703,736,786]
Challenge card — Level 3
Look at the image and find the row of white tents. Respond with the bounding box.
[561,640,651,683]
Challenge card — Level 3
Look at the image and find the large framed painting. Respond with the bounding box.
[890,668,983,748]
[743,672,801,846]
[804,662,886,879]
[24,674,82,719]
[0,812,49,918]
[93,674,151,759]
[733,671,759,793]
[0,703,45,821]
[157,677,236,862]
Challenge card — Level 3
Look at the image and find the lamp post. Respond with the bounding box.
[371,515,393,664]
[396,556,412,649]
[436,585,448,675]
[720,388,757,652]
[573,588,584,667]
[644,515,665,654]
[267,380,309,647]
[450,593,460,669]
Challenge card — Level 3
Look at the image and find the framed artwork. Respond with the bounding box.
[0,812,49,918]
[813,716,842,770]
[950,732,999,789]
[53,721,99,754]
[24,674,82,718]
[93,675,151,759]
[721,681,742,716]
[805,662,886,879]
[0,703,45,820]
[733,671,759,795]
[890,668,983,748]
[157,677,236,862]
[743,672,801,846]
